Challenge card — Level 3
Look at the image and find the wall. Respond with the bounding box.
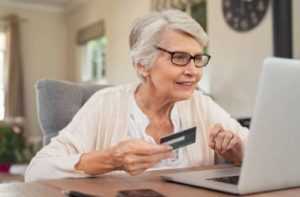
[293,0,300,59]
[207,0,299,118]
[0,4,67,144]
[65,0,151,85]
[207,1,273,118]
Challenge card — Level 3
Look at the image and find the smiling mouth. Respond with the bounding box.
[175,82,194,86]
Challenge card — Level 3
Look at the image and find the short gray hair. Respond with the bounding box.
[129,9,208,70]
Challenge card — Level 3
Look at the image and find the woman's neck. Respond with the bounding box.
[135,83,174,120]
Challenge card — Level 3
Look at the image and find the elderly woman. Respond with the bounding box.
[25,10,248,182]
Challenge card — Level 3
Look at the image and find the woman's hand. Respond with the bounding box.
[109,139,173,175]
[208,124,244,164]
[75,139,173,176]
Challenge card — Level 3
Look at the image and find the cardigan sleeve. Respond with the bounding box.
[203,94,249,142]
[178,91,250,166]
[25,83,140,182]
[25,91,105,182]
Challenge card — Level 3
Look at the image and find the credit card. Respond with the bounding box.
[160,126,196,150]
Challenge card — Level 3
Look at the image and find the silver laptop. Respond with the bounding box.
[161,57,300,195]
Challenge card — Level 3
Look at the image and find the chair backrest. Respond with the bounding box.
[35,78,109,146]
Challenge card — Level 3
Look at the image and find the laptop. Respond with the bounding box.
[161,57,300,195]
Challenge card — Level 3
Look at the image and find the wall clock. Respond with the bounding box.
[222,0,269,32]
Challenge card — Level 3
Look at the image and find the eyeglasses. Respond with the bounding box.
[154,46,211,68]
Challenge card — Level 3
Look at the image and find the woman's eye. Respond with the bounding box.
[173,53,188,60]
[195,56,203,61]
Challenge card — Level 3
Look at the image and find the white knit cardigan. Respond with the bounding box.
[25,83,249,181]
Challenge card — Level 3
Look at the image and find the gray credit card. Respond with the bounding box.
[160,126,196,149]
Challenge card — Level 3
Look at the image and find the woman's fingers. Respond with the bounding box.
[208,124,244,164]
[226,135,240,150]
[209,124,223,142]
[216,132,237,153]
[123,151,173,167]
[120,139,172,155]
[221,132,234,153]
[209,124,240,153]
[209,124,225,152]
[110,139,174,175]
[214,132,225,153]
[122,151,174,175]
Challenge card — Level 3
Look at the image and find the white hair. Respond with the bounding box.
[129,9,208,73]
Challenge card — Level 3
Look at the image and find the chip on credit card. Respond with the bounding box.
[160,126,196,149]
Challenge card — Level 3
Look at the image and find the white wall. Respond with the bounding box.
[207,0,299,118]
[0,4,67,143]
[207,1,273,117]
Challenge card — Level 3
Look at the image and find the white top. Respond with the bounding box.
[128,98,190,170]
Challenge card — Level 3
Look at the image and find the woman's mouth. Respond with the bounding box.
[176,82,194,87]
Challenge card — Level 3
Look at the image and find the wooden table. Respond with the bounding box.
[0,173,23,183]
[0,165,299,197]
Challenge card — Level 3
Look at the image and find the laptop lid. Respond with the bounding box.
[238,57,300,194]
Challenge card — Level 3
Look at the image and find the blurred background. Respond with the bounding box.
[0,0,299,157]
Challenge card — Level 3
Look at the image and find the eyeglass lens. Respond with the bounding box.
[172,52,208,67]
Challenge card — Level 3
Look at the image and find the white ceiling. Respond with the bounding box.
[1,0,72,7]
[0,0,87,10]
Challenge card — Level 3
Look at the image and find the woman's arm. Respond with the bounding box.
[75,139,173,176]
[203,95,249,164]
[208,124,244,164]
[25,138,173,182]
[26,91,107,182]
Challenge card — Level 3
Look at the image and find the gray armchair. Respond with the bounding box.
[35,78,109,146]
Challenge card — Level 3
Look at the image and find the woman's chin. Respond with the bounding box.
[173,84,196,100]
[173,92,194,101]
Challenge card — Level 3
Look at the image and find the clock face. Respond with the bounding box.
[222,0,269,32]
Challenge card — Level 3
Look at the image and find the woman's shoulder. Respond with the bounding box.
[184,89,213,104]
[176,90,217,114]
[77,83,139,114]
[86,83,139,104]
[93,83,139,96]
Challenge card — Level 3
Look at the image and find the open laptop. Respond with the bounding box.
[161,57,300,195]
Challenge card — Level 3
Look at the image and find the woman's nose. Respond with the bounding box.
[184,59,198,75]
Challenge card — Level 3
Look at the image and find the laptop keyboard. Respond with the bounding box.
[207,175,240,185]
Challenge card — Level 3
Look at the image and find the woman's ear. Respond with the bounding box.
[135,63,149,77]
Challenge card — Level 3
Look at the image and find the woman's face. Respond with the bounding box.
[142,28,204,102]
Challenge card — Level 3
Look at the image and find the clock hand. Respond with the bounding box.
[258,0,265,11]
[240,0,246,15]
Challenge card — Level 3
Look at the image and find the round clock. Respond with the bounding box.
[222,0,269,32]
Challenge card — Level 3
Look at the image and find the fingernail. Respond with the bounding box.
[168,145,174,150]
[163,145,173,150]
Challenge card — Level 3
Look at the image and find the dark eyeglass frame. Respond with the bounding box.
[154,46,211,68]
